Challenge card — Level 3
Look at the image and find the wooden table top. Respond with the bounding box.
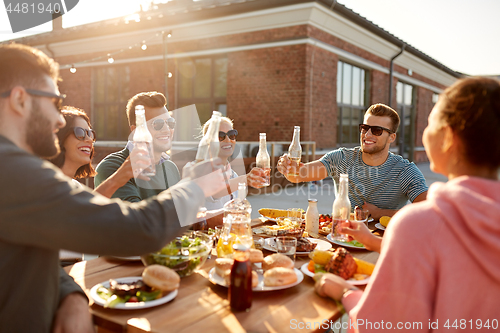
[65,221,380,333]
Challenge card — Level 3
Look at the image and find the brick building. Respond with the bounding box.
[5,0,462,163]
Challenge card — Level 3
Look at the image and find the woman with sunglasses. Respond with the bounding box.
[49,106,135,198]
[186,116,267,228]
[315,77,500,331]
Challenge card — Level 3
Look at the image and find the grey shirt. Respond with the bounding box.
[0,136,204,332]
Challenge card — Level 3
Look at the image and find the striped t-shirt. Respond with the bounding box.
[319,147,428,210]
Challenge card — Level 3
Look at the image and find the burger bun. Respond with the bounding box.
[142,265,180,292]
[262,253,294,270]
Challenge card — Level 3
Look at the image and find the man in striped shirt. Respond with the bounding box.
[277,104,428,220]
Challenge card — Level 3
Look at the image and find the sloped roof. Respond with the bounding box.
[2,0,462,77]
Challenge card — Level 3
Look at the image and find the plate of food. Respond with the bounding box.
[89,265,179,309]
[301,248,374,285]
[263,237,332,255]
[208,254,303,292]
[326,234,366,249]
[374,223,386,230]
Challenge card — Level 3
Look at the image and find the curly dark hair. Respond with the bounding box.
[48,106,97,179]
[439,77,500,169]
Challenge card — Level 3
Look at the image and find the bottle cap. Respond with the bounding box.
[135,105,145,115]
[308,199,318,202]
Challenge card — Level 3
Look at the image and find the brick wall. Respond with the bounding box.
[227,44,307,142]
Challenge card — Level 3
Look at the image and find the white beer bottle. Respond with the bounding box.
[133,105,155,177]
[287,126,302,178]
[196,111,222,162]
[256,133,271,186]
[332,174,351,242]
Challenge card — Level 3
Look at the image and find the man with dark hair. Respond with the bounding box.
[94,91,180,202]
[278,103,428,220]
[0,43,227,332]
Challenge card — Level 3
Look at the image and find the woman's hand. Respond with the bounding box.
[340,220,382,253]
[246,167,268,188]
[315,273,355,300]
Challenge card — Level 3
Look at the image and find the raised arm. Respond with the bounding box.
[277,155,328,183]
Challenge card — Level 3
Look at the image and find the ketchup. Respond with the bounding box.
[229,244,252,312]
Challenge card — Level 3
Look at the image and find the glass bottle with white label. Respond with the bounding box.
[133,105,155,177]
[256,133,271,186]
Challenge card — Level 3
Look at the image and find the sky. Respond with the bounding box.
[0,0,499,76]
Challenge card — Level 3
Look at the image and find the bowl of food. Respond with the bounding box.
[141,231,212,277]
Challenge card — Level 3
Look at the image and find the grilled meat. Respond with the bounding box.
[324,247,357,279]
[296,237,317,252]
[109,279,149,297]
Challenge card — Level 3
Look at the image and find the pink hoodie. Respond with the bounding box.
[342,176,500,332]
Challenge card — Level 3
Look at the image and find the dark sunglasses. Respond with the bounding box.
[152,117,176,131]
[219,129,238,141]
[72,127,96,142]
[0,88,66,111]
[359,124,394,136]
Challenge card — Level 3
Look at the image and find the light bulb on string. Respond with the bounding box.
[70,65,76,73]
[168,72,173,78]
[107,54,114,63]
[167,31,172,38]
[141,41,147,50]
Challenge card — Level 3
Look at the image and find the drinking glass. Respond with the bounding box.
[276,236,297,262]
[332,218,350,242]
[355,209,370,227]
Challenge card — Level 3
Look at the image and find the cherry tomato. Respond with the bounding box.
[128,296,139,303]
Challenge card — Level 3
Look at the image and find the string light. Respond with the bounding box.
[168,72,172,78]
[62,30,170,71]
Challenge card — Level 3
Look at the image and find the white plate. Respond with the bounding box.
[300,263,371,285]
[107,256,142,261]
[375,223,386,230]
[326,234,367,250]
[90,277,178,309]
[208,267,303,292]
[263,237,332,255]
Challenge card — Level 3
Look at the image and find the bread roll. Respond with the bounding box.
[215,258,234,278]
[142,265,180,292]
[252,270,259,288]
[263,267,297,286]
[249,249,264,263]
[262,253,294,270]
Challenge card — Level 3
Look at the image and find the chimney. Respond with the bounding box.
[52,10,63,31]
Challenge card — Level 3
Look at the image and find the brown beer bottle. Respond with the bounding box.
[229,244,252,311]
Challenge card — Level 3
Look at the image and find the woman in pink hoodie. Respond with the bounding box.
[315,77,500,332]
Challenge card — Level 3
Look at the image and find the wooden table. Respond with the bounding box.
[65,221,379,333]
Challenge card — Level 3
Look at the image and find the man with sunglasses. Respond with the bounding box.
[0,44,230,332]
[95,91,181,202]
[278,103,428,222]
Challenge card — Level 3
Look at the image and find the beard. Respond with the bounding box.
[360,137,390,155]
[26,100,60,159]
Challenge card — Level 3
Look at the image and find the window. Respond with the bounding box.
[396,81,415,159]
[92,66,130,141]
[177,56,227,126]
[336,61,368,145]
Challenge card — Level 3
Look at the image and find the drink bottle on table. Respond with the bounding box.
[305,198,319,238]
[229,244,252,312]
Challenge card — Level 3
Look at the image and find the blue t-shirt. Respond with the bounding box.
[319,147,428,210]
